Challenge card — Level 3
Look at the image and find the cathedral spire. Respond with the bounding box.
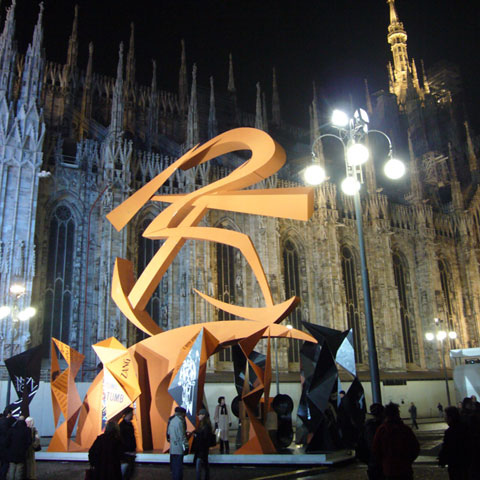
[186,64,198,148]
[18,2,45,108]
[310,82,325,169]
[271,67,281,126]
[262,91,268,132]
[208,76,218,139]
[255,82,263,130]
[227,53,236,93]
[109,42,124,138]
[146,59,158,150]
[125,22,135,89]
[448,142,463,210]
[178,39,188,113]
[79,42,93,140]
[465,121,478,180]
[0,0,17,98]
[65,5,78,72]
[421,59,430,94]
[386,0,423,107]
[364,78,373,114]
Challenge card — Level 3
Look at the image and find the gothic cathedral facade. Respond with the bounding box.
[0,0,479,384]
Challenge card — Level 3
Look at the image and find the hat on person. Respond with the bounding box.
[175,406,186,414]
[198,408,208,416]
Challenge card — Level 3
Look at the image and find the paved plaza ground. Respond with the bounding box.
[34,418,450,479]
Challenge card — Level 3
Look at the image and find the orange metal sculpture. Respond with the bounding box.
[48,338,85,452]
[49,128,316,453]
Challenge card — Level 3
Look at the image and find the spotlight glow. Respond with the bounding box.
[331,109,349,128]
[304,164,326,185]
[346,143,369,166]
[384,158,406,179]
[341,176,361,195]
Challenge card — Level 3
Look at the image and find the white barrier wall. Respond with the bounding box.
[0,378,457,437]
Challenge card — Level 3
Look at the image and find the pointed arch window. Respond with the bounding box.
[42,206,75,352]
[283,239,302,364]
[438,259,456,346]
[392,253,414,364]
[217,237,235,363]
[136,218,163,342]
[341,246,363,363]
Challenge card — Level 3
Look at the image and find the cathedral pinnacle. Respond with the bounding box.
[18,2,44,109]
[255,82,263,130]
[179,39,188,113]
[109,42,124,138]
[465,121,478,180]
[66,5,78,71]
[272,67,281,126]
[228,53,236,93]
[186,64,198,148]
[126,23,135,88]
[208,76,218,139]
[0,0,17,98]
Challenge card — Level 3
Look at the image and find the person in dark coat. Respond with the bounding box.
[363,403,385,480]
[0,408,15,480]
[88,420,123,480]
[460,397,480,480]
[438,406,471,480]
[6,416,31,480]
[192,409,212,480]
[372,402,420,480]
[119,408,136,480]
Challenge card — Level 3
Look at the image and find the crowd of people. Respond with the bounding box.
[356,395,480,480]
[0,408,40,480]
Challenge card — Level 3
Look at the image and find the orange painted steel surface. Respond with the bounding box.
[48,339,85,452]
[49,128,316,453]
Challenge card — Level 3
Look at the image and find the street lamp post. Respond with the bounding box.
[425,318,456,406]
[305,108,406,405]
[0,284,36,406]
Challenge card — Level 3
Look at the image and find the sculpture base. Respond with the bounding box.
[36,450,354,465]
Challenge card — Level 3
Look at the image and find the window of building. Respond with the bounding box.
[340,245,363,363]
[136,218,163,342]
[438,259,456,346]
[42,206,75,351]
[216,239,235,362]
[392,253,414,364]
[283,239,302,364]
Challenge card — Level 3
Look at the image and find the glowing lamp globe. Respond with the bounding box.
[384,158,406,179]
[346,143,369,166]
[17,306,36,321]
[0,306,11,320]
[304,164,326,185]
[448,331,457,339]
[437,331,447,341]
[425,332,435,341]
[331,109,349,128]
[341,177,360,196]
[10,284,25,296]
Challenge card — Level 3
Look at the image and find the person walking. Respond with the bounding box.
[438,402,444,418]
[192,409,212,480]
[88,420,123,480]
[167,406,188,480]
[24,417,40,480]
[372,402,420,480]
[0,408,15,480]
[6,416,31,480]
[119,407,136,480]
[214,397,231,454]
[438,406,471,480]
[408,402,418,430]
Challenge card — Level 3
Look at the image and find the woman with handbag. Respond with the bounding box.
[214,397,231,454]
[24,417,40,480]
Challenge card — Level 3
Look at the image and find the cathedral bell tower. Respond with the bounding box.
[387,0,424,108]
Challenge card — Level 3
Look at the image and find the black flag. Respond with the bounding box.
[5,345,43,416]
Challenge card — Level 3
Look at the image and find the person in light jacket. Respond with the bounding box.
[24,417,40,480]
[167,406,188,480]
[214,397,230,454]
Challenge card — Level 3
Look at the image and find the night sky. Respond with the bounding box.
[9,0,480,128]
